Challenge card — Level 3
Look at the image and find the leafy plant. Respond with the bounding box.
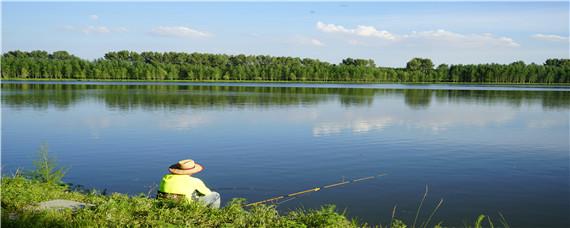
[27,143,67,184]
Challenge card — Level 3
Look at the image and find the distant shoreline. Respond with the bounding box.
[3,78,570,87]
[3,51,569,84]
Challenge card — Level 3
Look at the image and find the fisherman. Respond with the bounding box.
[158,159,221,208]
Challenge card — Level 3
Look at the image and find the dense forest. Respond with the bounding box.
[1,50,569,83]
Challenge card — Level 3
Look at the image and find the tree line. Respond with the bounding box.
[1,50,569,83]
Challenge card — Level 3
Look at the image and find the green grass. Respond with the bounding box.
[1,175,361,227]
[0,146,361,227]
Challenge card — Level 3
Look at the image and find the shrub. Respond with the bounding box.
[26,144,67,184]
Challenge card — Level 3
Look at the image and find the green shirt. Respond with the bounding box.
[159,174,212,202]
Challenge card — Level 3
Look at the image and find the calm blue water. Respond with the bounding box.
[2,81,569,227]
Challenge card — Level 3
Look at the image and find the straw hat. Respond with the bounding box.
[169,159,204,175]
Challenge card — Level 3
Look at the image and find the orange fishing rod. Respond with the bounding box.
[245,173,387,207]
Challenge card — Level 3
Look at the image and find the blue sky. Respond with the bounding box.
[2,2,569,67]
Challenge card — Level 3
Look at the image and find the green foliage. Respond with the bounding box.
[391,219,408,228]
[26,144,67,184]
[1,176,356,227]
[475,214,487,228]
[545,59,570,67]
[342,58,376,67]
[288,205,354,227]
[1,175,511,227]
[2,50,569,83]
[406,58,434,72]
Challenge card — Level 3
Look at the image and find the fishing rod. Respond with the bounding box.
[245,173,387,207]
[213,187,279,192]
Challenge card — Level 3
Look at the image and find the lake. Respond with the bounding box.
[2,81,569,227]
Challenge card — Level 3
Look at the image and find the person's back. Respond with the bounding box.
[158,159,221,208]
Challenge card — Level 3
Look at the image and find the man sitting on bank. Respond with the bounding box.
[158,159,221,208]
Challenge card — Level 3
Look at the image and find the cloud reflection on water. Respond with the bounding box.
[84,115,112,140]
[159,114,211,130]
[313,117,393,136]
[312,103,518,137]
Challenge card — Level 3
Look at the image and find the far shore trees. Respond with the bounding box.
[1,50,569,83]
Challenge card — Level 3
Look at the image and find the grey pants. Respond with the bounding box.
[195,192,221,209]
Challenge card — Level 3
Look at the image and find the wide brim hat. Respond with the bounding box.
[169,159,204,175]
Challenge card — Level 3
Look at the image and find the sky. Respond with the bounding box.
[2,2,569,67]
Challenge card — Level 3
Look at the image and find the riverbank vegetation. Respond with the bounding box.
[2,176,361,227]
[1,146,355,227]
[1,50,569,83]
[2,146,506,227]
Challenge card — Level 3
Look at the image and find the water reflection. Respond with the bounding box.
[313,116,394,137]
[2,82,569,227]
[5,82,562,136]
[3,82,567,138]
[2,82,569,110]
[159,114,212,130]
[84,115,112,139]
[311,104,520,136]
[404,89,433,109]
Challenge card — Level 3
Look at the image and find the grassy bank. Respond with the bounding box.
[1,175,361,227]
[0,147,369,227]
[1,175,508,228]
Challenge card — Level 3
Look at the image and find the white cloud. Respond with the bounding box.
[406,29,520,47]
[353,25,397,40]
[89,14,99,20]
[316,21,351,33]
[316,21,396,40]
[82,26,111,34]
[311,38,325,46]
[150,26,211,38]
[290,36,325,47]
[531,33,569,42]
[347,39,367,46]
[62,25,127,35]
[114,27,128,33]
[317,21,519,48]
